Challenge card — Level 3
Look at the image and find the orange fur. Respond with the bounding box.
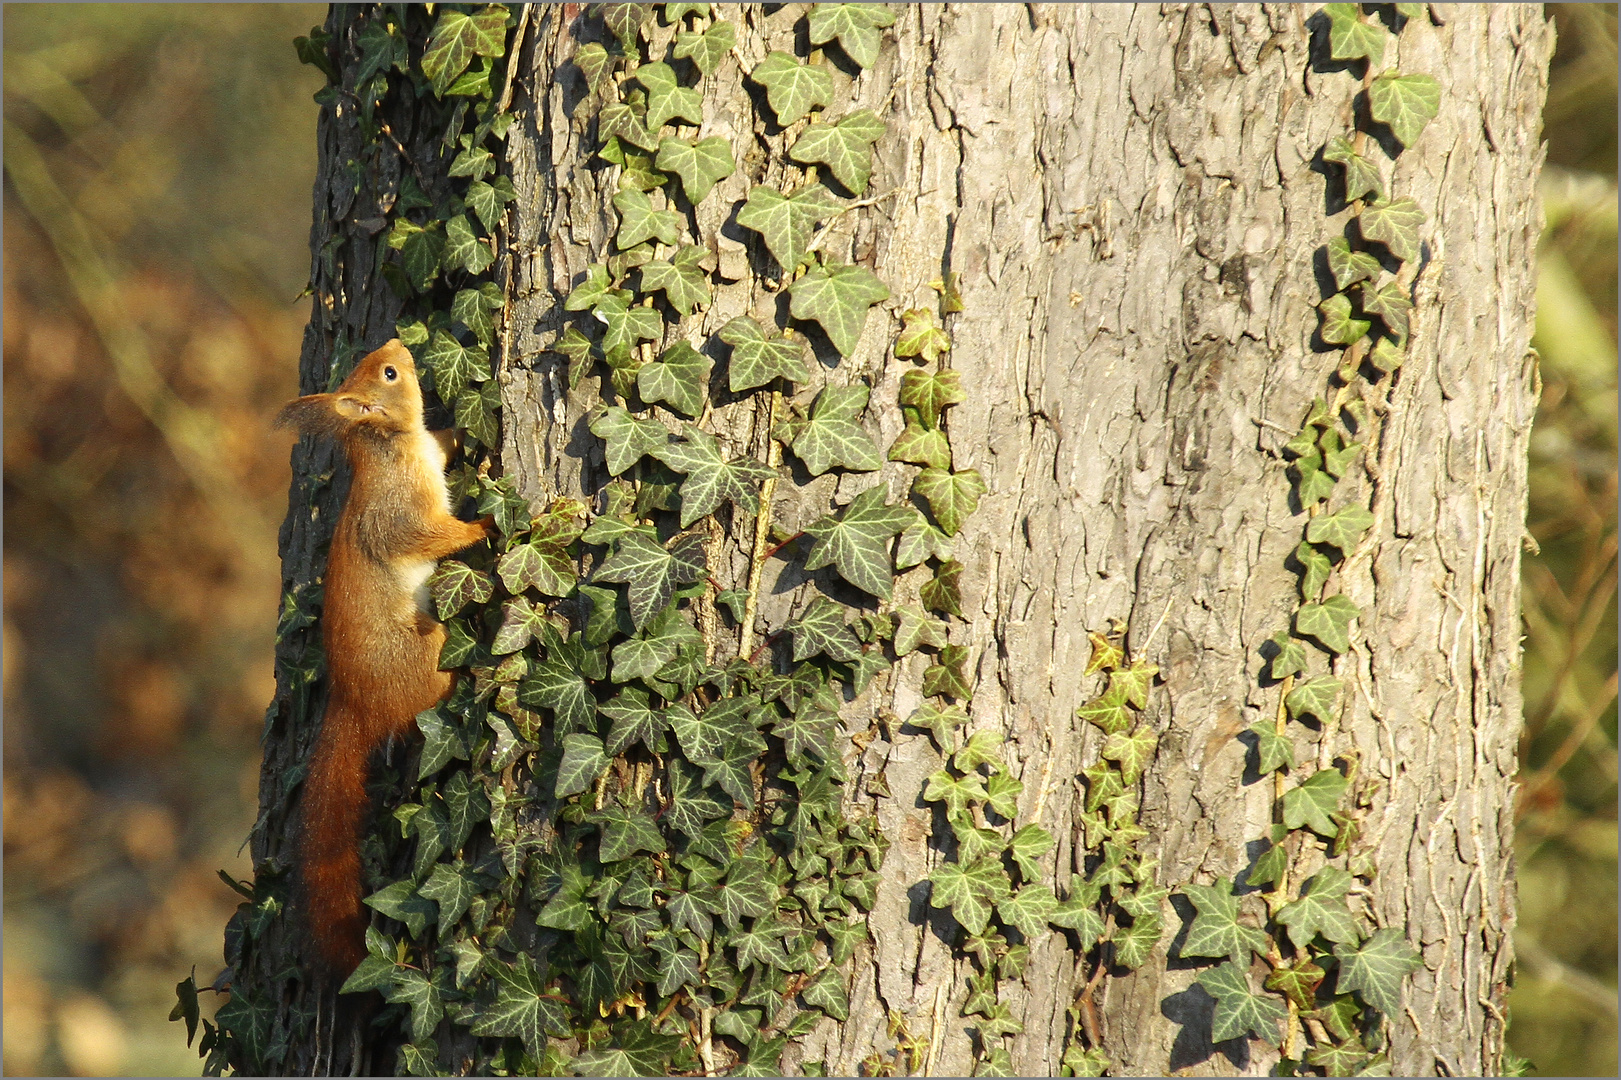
[278,340,492,978]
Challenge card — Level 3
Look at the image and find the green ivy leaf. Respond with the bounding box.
[1006,824,1053,881]
[1181,877,1269,963]
[471,955,569,1051]
[1194,960,1287,1045]
[1295,541,1333,599]
[565,264,615,312]
[382,967,446,1044]
[998,883,1059,940]
[573,1018,682,1077]
[443,213,494,274]
[1323,137,1384,204]
[922,643,973,699]
[555,733,609,799]
[749,51,835,125]
[1285,675,1343,724]
[1102,725,1159,785]
[789,109,886,194]
[519,653,594,734]
[1111,911,1165,970]
[587,405,667,476]
[595,531,707,630]
[497,540,576,599]
[718,316,810,391]
[1326,235,1383,290]
[982,772,1023,820]
[653,424,775,527]
[437,619,484,669]
[1319,292,1370,346]
[1318,429,1364,479]
[1295,595,1359,654]
[612,187,683,250]
[636,340,712,417]
[639,245,712,316]
[1276,867,1362,951]
[1267,630,1310,681]
[491,595,548,655]
[806,2,895,69]
[801,965,850,1021]
[1243,825,1290,891]
[1358,278,1412,343]
[889,419,952,471]
[1368,72,1441,149]
[673,17,735,75]
[912,467,987,537]
[655,136,735,203]
[899,367,965,428]
[923,768,986,818]
[420,6,508,97]
[636,61,703,131]
[802,486,910,598]
[1281,766,1349,838]
[364,879,436,938]
[609,628,678,683]
[455,378,500,448]
[389,219,445,291]
[600,99,660,152]
[1265,958,1326,1012]
[452,281,506,347]
[928,856,1010,936]
[894,307,952,364]
[449,139,494,180]
[666,759,730,838]
[1109,660,1157,709]
[428,561,495,621]
[593,804,667,862]
[790,384,882,475]
[418,859,480,928]
[906,701,967,750]
[1322,3,1385,67]
[892,603,948,656]
[1308,505,1375,558]
[1369,336,1406,374]
[422,330,491,403]
[920,558,963,616]
[1248,719,1296,775]
[896,511,953,568]
[1358,195,1425,264]
[735,183,844,274]
[787,596,863,662]
[1334,928,1423,1015]
[573,41,614,94]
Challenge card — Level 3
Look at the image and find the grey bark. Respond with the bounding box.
[497,4,1549,1076]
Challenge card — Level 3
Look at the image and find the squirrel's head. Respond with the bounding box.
[276,340,426,441]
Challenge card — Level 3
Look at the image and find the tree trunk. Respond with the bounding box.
[229,4,1549,1077]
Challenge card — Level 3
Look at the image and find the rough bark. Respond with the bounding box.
[244,3,1549,1076]
[495,4,1548,1075]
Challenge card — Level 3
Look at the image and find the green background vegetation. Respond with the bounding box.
[1,4,1612,1075]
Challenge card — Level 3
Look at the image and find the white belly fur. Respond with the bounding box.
[399,558,437,616]
[403,430,451,615]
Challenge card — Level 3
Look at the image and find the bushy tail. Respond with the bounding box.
[299,703,373,980]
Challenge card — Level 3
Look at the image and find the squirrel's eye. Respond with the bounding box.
[383,366,398,381]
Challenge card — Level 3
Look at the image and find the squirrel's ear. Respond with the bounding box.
[275,394,344,438]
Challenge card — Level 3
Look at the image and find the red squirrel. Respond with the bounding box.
[277,339,493,977]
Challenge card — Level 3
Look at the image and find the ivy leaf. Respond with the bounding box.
[555,733,610,798]
[1319,430,1365,479]
[892,604,948,656]
[806,2,896,69]
[1369,337,1406,374]
[592,294,664,355]
[588,405,667,476]
[428,560,495,620]
[1276,867,1362,951]
[655,136,735,204]
[1181,877,1269,963]
[449,139,494,180]
[1111,911,1165,971]
[420,6,508,97]
[923,769,986,818]
[472,955,569,1050]
[497,540,576,599]
[922,643,973,700]
[1102,725,1159,785]
[791,259,891,356]
[1265,958,1326,1012]
[774,700,838,769]
[639,245,712,316]
[636,340,712,417]
[389,219,445,291]
[1109,660,1158,709]
[1323,137,1385,205]
[565,264,615,312]
[600,99,660,153]
[491,595,548,655]
[1295,541,1333,600]
[1247,720,1296,775]
[1368,72,1441,149]
[1008,824,1054,881]
[609,628,679,683]
[749,51,834,125]
[634,61,703,132]
[452,281,506,346]
[1291,446,1335,505]
[1282,766,1349,838]
[364,880,436,938]
[520,652,594,734]
[719,316,810,391]
[736,183,844,274]
[666,759,730,838]
[653,424,775,527]
[1358,195,1425,264]
[802,485,911,598]
[1358,278,1412,343]
[1326,235,1383,289]
[419,860,480,928]
[673,17,735,75]
[714,849,777,928]
[889,419,952,471]
[998,883,1059,940]
[896,511,953,568]
[593,804,666,862]
[443,213,494,274]
[928,856,1010,936]
[1243,826,1290,892]
[1295,595,1359,654]
[573,1018,682,1077]
[913,467,987,538]
[920,558,964,616]
[789,108,886,194]
[787,596,863,662]
[1267,630,1310,681]
[898,368,965,429]
[595,531,708,630]
[382,967,446,1044]
[1285,675,1343,725]
[906,701,967,750]
[894,307,952,364]
[1319,293,1370,346]
[573,41,614,94]
[612,187,683,250]
[422,330,491,404]
[983,771,1023,819]
[800,965,850,1021]
[1322,3,1385,67]
[1334,928,1423,1015]
[1308,503,1375,557]
[1194,960,1287,1046]
[790,384,882,475]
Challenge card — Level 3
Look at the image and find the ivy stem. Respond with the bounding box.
[739,388,784,657]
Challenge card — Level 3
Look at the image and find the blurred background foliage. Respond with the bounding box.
[0,3,1612,1077]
